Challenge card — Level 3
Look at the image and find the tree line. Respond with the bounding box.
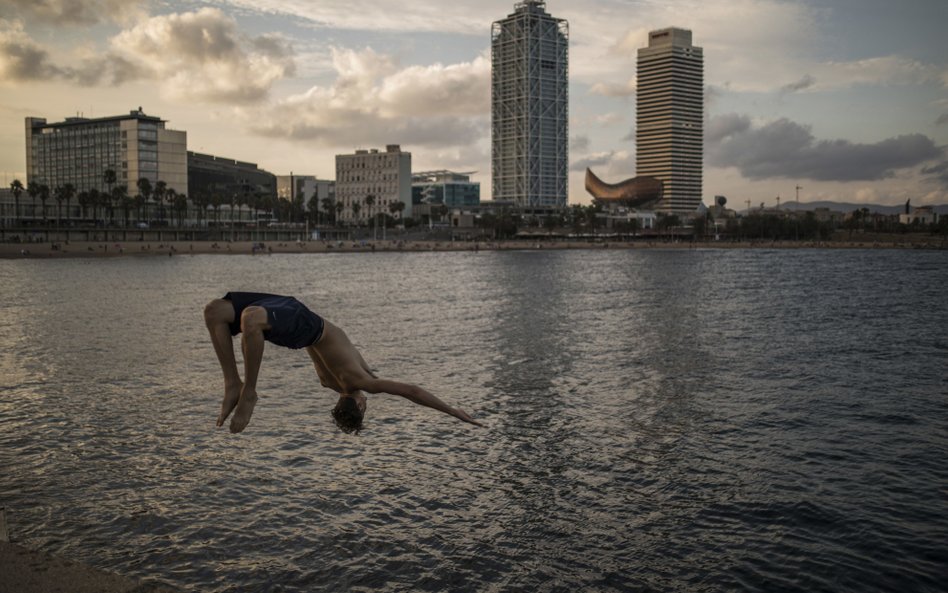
[7,173,945,238]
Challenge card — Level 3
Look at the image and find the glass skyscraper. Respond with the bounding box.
[636,28,703,215]
[491,1,569,209]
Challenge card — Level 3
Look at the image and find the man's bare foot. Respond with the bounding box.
[217,381,243,427]
[229,387,258,433]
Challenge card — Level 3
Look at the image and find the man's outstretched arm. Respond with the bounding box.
[360,378,483,427]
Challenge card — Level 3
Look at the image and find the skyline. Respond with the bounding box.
[0,0,946,207]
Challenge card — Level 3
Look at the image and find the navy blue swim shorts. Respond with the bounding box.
[223,292,325,349]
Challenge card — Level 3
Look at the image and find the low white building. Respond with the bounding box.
[602,207,657,230]
[899,206,938,225]
[335,145,411,225]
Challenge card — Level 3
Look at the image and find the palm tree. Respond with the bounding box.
[26,181,39,222]
[53,184,75,227]
[77,190,90,222]
[389,201,405,221]
[86,188,101,223]
[322,197,336,226]
[307,193,321,226]
[137,178,154,225]
[54,185,65,226]
[95,189,109,224]
[365,195,376,238]
[38,183,50,222]
[63,183,75,225]
[154,180,168,225]
[133,193,145,224]
[335,201,344,226]
[210,192,224,226]
[111,186,128,224]
[173,192,188,227]
[103,169,117,219]
[9,179,23,224]
[121,193,135,226]
[351,201,362,226]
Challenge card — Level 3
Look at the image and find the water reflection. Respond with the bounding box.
[1,249,946,593]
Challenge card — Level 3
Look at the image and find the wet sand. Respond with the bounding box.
[1,237,944,258]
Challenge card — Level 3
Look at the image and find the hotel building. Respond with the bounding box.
[25,108,187,196]
[491,0,569,208]
[636,28,703,215]
[335,145,412,225]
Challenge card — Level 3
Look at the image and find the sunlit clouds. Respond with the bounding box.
[0,0,945,203]
[243,48,489,148]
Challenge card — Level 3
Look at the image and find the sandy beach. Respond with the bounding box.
[1,236,945,258]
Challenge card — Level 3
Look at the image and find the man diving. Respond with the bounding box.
[203,292,482,434]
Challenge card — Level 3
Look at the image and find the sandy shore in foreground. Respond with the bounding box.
[1,237,944,258]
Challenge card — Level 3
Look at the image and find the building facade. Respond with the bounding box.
[187,152,276,201]
[636,28,703,215]
[491,0,569,208]
[412,170,480,207]
[25,108,187,197]
[335,145,412,224]
[277,175,335,211]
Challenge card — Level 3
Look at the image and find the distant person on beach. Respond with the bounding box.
[203,292,482,434]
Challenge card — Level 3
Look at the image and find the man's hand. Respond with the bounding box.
[453,407,484,427]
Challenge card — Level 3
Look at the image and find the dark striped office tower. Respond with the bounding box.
[636,28,703,215]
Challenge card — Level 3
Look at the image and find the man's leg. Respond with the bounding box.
[203,299,243,426]
[230,305,269,433]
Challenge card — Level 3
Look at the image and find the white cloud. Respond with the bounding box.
[378,53,490,117]
[593,112,624,126]
[808,56,947,91]
[570,135,590,151]
[213,0,500,34]
[589,78,636,98]
[570,149,634,175]
[244,47,489,147]
[0,8,296,101]
[109,8,295,103]
[3,0,145,25]
[0,19,61,82]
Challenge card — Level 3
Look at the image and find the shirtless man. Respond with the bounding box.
[203,292,482,434]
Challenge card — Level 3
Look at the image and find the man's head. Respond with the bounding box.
[332,392,366,434]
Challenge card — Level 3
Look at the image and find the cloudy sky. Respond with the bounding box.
[1,0,946,206]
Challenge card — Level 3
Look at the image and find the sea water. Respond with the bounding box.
[1,248,946,592]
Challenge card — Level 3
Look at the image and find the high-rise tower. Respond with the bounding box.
[636,28,703,215]
[491,1,569,208]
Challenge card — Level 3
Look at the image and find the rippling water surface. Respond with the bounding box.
[1,248,946,592]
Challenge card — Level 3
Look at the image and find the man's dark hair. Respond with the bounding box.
[332,398,364,434]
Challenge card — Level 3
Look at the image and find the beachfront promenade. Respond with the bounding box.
[1,232,946,259]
